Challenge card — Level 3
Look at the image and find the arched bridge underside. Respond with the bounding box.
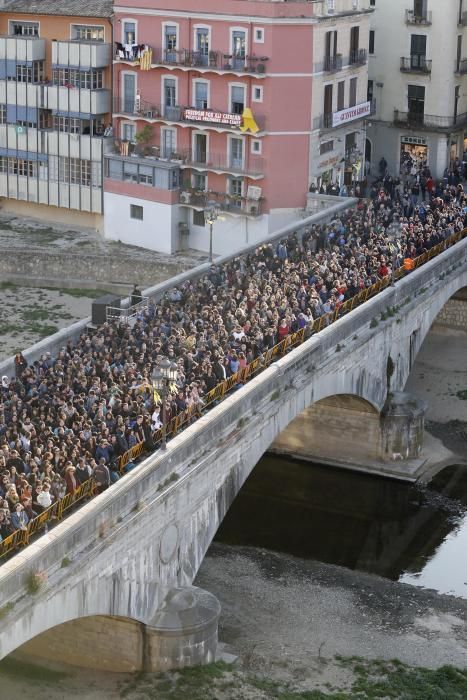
[1,239,467,664]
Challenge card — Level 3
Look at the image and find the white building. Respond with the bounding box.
[310,0,374,190]
[367,0,467,179]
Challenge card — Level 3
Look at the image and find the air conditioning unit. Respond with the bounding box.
[246,201,259,215]
[247,185,262,200]
[180,191,192,204]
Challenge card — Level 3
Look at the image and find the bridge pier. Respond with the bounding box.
[271,392,427,479]
[12,586,221,673]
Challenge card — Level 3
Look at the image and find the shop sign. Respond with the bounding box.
[183,108,242,127]
[319,155,340,168]
[401,136,427,145]
[332,101,371,128]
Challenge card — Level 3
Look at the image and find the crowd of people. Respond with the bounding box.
[1,183,466,548]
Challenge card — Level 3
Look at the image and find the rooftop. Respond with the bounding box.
[0,0,113,17]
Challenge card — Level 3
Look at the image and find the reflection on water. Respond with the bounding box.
[215,456,467,598]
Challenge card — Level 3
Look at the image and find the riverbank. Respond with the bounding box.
[2,545,467,698]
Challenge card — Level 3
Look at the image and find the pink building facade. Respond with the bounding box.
[103,0,370,254]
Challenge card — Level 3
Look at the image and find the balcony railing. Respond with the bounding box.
[405,9,432,25]
[178,149,263,177]
[322,54,343,72]
[114,44,269,75]
[179,188,263,216]
[393,109,467,130]
[113,98,265,131]
[456,58,467,74]
[400,55,432,73]
[349,48,367,66]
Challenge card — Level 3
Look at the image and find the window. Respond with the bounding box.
[320,140,334,155]
[349,77,357,107]
[164,24,177,61]
[122,73,136,113]
[161,128,176,157]
[230,85,245,114]
[123,21,136,45]
[53,68,103,89]
[130,204,144,220]
[349,26,360,63]
[232,30,246,69]
[254,27,264,43]
[408,84,425,120]
[57,157,99,186]
[0,157,37,177]
[53,116,81,133]
[367,79,374,102]
[229,177,243,198]
[195,28,209,65]
[229,137,243,169]
[337,81,345,110]
[252,85,263,102]
[10,21,39,36]
[251,139,262,154]
[71,24,104,42]
[193,209,205,226]
[370,0,375,5]
[192,172,207,190]
[327,0,335,13]
[122,122,136,142]
[369,30,375,54]
[410,35,427,70]
[194,81,208,109]
[123,161,138,183]
[323,83,333,126]
[139,166,153,185]
[16,61,44,84]
[0,105,6,125]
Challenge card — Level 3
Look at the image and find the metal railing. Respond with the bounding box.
[1,227,466,562]
[406,9,432,24]
[349,48,367,66]
[323,54,343,72]
[106,297,149,322]
[400,55,432,73]
[177,149,264,177]
[179,189,264,216]
[114,45,269,74]
[393,109,467,130]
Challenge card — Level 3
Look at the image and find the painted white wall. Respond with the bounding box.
[104,192,180,254]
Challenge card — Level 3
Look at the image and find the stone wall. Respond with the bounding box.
[0,249,193,292]
[435,296,467,330]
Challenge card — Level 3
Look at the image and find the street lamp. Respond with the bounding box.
[151,356,179,450]
[204,200,224,263]
[387,218,404,286]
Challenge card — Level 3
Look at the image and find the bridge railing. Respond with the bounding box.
[1,227,466,561]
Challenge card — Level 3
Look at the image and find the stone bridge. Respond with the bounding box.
[0,235,466,672]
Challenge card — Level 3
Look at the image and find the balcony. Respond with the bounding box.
[113,98,265,132]
[179,150,263,178]
[349,48,367,66]
[400,56,432,73]
[456,58,467,74]
[0,79,45,107]
[52,40,111,69]
[0,35,45,61]
[405,9,432,25]
[46,85,111,115]
[322,54,343,72]
[114,44,268,76]
[179,188,263,217]
[393,109,467,130]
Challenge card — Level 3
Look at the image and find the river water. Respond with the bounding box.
[215,455,467,599]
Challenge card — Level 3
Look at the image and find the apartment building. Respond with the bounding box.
[311,0,373,189]
[105,0,372,255]
[0,0,113,229]
[368,0,467,178]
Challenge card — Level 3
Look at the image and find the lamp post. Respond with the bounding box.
[387,219,404,286]
[151,356,179,450]
[204,200,224,262]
